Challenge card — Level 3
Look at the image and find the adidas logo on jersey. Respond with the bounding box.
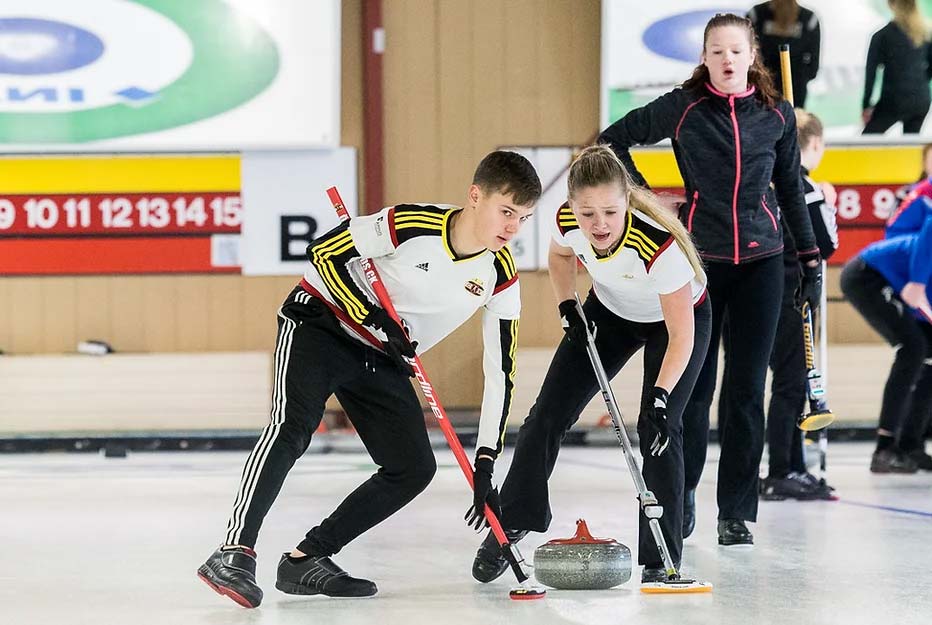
[416,262,429,272]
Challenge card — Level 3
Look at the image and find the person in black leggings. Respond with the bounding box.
[862,0,932,134]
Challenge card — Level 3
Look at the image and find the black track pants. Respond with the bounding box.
[841,259,932,450]
[863,101,930,135]
[766,265,808,477]
[223,286,436,556]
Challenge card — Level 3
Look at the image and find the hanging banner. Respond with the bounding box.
[0,154,242,274]
[0,0,340,150]
[602,0,932,136]
[239,149,358,276]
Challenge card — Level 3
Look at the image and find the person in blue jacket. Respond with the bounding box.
[888,177,932,238]
[840,214,932,472]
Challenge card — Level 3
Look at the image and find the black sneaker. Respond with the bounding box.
[760,472,822,501]
[471,529,527,583]
[275,554,377,598]
[870,449,919,474]
[907,449,932,471]
[641,562,680,583]
[197,546,263,608]
[682,489,696,539]
[795,471,838,500]
[717,519,753,546]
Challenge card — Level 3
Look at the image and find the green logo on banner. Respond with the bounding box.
[0,0,279,143]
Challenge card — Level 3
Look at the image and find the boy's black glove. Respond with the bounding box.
[465,455,501,531]
[364,307,417,377]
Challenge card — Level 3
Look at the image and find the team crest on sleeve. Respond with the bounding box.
[465,278,485,297]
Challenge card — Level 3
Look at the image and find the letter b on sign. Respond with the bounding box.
[280,216,318,261]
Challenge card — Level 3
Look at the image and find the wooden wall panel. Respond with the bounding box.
[206,275,244,350]
[109,277,147,352]
[503,0,542,145]
[175,277,211,351]
[342,0,365,211]
[141,277,176,352]
[383,0,440,204]
[537,1,577,144]
[39,277,76,352]
[7,280,42,353]
[73,277,110,349]
[570,1,602,141]
[437,1,474,205]
[0,279,10,351]
[471,1,507,159]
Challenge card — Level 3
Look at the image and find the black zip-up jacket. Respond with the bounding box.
[863,21,932,112]
[600,83,819,264]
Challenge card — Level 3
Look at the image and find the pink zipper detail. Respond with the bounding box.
[729,96,742,264]
[687,190,699,232]
[761,195,778,231]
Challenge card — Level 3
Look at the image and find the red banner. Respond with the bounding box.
[0,192,241,235]
[0,192,242,275]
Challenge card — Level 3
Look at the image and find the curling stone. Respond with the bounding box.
[533,519,631,590]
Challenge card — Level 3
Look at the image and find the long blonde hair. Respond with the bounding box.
[890,0,928,47]
[567,145,706,284]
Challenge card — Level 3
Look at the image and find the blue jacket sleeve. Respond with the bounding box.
[887,190,932,238]
[909,213,932,286]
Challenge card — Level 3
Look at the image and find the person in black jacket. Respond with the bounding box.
[759,110,838,501]
[748,1,821,108]
[862,0,932,134]
[599,13,821,547]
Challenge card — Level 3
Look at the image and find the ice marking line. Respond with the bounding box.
[836,501,932,519]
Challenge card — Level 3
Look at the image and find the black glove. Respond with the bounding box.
[795,261,823,312]
[643,386,671,457]
[464,455,501,531]
[364,307,417,377]
[558,299,595,345]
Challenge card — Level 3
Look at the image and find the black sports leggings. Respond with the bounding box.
[841,258,932,451]
[682,254,784,522]
[498,293,711,568]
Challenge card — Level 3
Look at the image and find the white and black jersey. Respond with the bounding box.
[553,205,706,323]
[303,204,520,457]
[782,168,839,265]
